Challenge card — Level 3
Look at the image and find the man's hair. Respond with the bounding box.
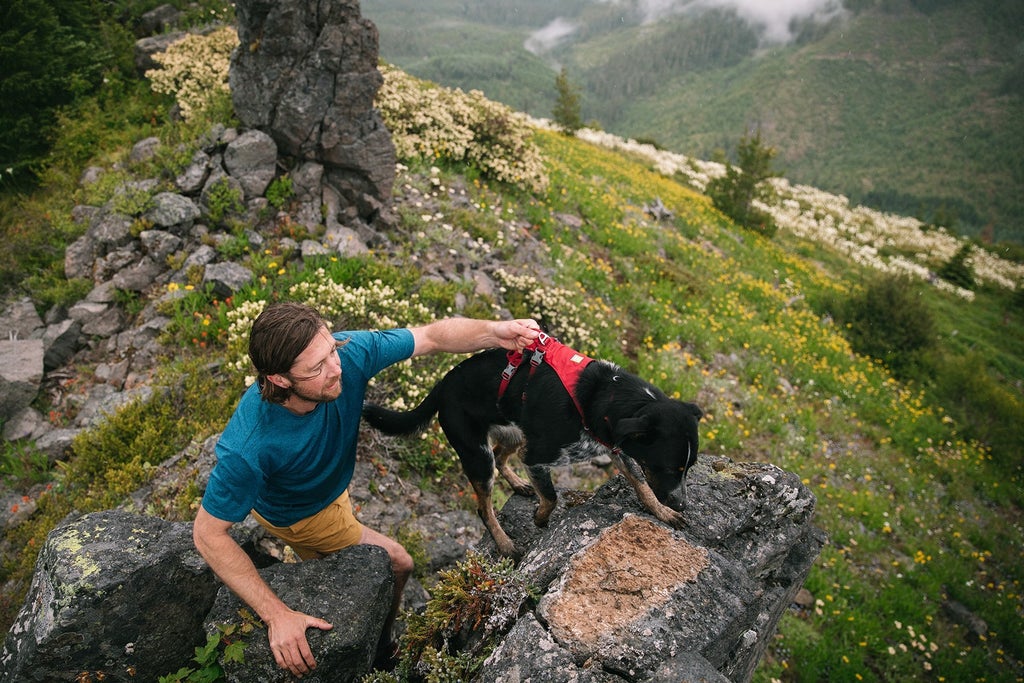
[249,302,327,404]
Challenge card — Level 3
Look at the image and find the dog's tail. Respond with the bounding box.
[362,382,444,435]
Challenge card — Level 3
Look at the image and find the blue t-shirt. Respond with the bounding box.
[201,328,415,526]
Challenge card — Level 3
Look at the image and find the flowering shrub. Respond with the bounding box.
[146,27,239,121]
[563,122,1024,298]
[376,65,549,193]
[224,270,449,406]
[494,269,609,353]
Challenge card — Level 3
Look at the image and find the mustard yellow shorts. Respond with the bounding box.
[252,489,363,560]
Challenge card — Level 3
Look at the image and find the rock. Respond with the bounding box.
[223,129,278,200]
[129,136,161,164]
[145,192,202,234]
[41,319,83,371]
[139,229,183,262]
[174,149,211,194]
[135,3,182,37]
[209,546,394,683]
[475,456,825,682]
[230,0,396,220]
[111,256,164,293]
[0,510,219,683]
[0,340,44,422]
[0,298,44,340]
[1,408,47,442]
[203,262,254,298]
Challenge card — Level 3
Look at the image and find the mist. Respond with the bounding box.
[640,0,847,43]
[525,0,847,55]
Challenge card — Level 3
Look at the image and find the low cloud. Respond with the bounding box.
[525,17,579,55]
[597,0,847,43]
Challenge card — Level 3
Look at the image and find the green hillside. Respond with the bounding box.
[1,15,1022,683]
[362,0,1024,244]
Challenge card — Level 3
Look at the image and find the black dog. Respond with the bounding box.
[363,336,703,556]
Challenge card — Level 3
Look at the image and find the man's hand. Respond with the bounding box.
[266,608,333,677]
[494,318,542,352]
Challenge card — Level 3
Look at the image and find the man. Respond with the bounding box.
[193,301,540,677]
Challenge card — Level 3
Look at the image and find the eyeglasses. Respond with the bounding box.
[287,340,346,382]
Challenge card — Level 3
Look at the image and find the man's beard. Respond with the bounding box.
[290,378,341,404]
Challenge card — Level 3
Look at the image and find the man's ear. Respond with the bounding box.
[266,373,292,389]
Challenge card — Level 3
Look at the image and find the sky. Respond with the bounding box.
[525,0,847,53]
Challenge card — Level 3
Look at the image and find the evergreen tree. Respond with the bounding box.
[706,128,780,237]
[552,67,582,135]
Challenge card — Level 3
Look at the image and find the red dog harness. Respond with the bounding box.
[497,333,593,415]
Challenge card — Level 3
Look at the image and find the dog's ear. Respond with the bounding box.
[613,414,652,443]
[684,402,704,420]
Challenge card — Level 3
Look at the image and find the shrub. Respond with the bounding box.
[146,26,239,121]
[830,275,936,376]
[376,64,549,193]
[937,243,976,290]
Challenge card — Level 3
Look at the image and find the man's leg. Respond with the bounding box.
[360,526,412,665]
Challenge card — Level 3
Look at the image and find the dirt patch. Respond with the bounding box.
[542,515,709,647]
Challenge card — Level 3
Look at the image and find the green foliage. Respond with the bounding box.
[826,275,937,376]
[265,175,294,210]
[706,129,780,238]
[204,178,244,225]
[159,620,251,683]
[372,552,534,681]
[937,243,976,290]
[552,67,583,135]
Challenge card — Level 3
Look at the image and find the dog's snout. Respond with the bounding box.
[664,480,687,512]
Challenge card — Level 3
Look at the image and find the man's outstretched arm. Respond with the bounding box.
[193,506,332,676]
[409,317,540,357]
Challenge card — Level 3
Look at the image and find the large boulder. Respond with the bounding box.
[208,545,394,683]
[230,0,396,215]
[0,510,218,682]
[476,455,825,682]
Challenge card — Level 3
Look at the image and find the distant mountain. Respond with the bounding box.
[361,0,1024,244]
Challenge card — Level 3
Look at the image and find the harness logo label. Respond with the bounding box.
[570,354,585,364]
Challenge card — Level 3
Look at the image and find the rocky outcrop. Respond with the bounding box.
[230,0,396,224]
[0,508,395,683]
[0,453,822,682]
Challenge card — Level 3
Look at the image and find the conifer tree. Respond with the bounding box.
[552,67,583,135]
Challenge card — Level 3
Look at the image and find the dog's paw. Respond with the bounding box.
[512,483,535,497]
[655,506,686,529]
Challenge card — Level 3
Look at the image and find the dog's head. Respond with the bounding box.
[612,400,703,511]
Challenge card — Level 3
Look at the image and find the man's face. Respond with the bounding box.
[284,326,343,404]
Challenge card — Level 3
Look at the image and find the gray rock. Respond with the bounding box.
[230,0,395,219]
[146,192,201,234]
[63,234,99,279]
[129,136,161,164]
[134,31,186,76]
[209,546,394,683]
[136,3,181,37]
[223,129,278,200]
[111,256,164,293]
[139,229,183,262]
[34,428,78,464]
[204,262,253,298]
[0,510,218,683]
[175,149,211,194]
[1,407,47,442]
[0,340,44,422]
[475,457,825,683]
[0,298,44,340]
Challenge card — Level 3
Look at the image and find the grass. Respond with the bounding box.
[0,61,1021,682]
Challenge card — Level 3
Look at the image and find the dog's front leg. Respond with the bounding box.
[612,451,685,528]
[469,479,519,557]
[527,465,558,527]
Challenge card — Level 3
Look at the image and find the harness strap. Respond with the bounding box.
[497,333,593,419]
